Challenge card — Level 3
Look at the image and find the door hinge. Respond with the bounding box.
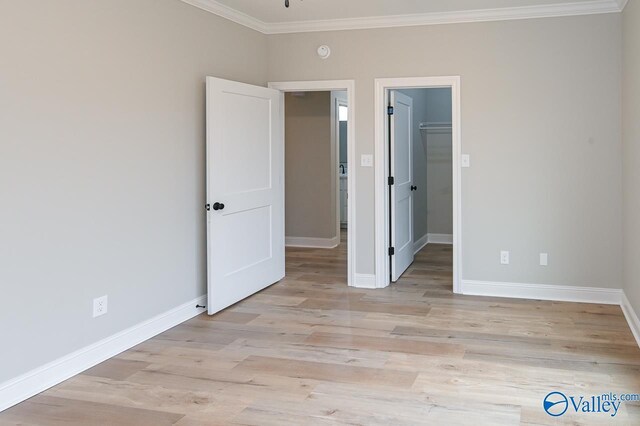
[388,176,395,185]
[388,247,395,256]
[387,106,394,115]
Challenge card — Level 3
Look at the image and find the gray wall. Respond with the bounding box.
[285,92,336,239]
[424,89,454,236]
[623,0,640,315]
[400,88,454,240]
[0,0,267,383]
[425,88,454,124]
[425,129,454,236]
[268,14,623,287]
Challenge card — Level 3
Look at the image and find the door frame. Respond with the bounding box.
[374,76,462,292]
[268,80,356,288]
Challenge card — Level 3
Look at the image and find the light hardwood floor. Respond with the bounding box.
[1,235,639,425]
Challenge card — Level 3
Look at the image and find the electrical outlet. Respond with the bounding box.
[500,251,510,265]
[540,253,549,266]
[93,295,108,318]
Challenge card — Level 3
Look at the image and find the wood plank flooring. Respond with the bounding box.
[1,235,639,425]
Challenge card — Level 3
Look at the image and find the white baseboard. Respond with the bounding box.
[462,280,639,349]
[352,273,377,289]
[621,291,640,348]
[427,233,453,244]
[461,280,622,305]
[286,236,339,249]
[0,295,206,413]
[414,233,453,254]
[413,234,429,254]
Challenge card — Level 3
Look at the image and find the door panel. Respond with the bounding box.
[390,91,414,282]
[220,205,273,275]
[220,92,272,194]
[206,77,284,315]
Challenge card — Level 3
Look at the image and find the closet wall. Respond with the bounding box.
[399,88,453,247]
[423,89,453,237]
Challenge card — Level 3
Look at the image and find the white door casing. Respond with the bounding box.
[374,76,461,291]
[206,77,285,315]
[390,91,414,282]
[268,80,356,288]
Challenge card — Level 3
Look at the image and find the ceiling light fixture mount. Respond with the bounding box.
[285,0,302,8]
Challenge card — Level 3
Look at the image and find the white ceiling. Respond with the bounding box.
[183,0,627,34]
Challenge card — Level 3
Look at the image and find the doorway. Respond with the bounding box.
[335,94,349,235]
[269,80,356,287]
[374,77,462,292]
[282,91,347,251]
[205,78,355,315]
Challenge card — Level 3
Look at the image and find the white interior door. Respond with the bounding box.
[390,91,414,282]
[206,77,284,315]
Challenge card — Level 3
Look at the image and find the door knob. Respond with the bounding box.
[213,202,225,211]
[411,185,418,191]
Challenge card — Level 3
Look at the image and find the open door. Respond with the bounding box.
[206,77,285,315]
[389,91,414,282]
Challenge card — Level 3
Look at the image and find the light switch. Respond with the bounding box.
[462,154,470,168]
[361,154,373,167]
[540,253,549,266]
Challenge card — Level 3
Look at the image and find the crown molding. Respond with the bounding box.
[181,0,268,33]
[182,0,624,35]
[266,1,622,34]
[617,0,629,10]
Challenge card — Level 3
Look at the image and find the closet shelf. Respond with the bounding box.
[419,122,452,131]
